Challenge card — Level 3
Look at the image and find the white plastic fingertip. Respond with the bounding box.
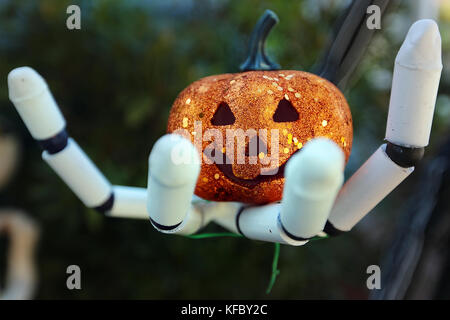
[147,134,200,228]
[8,67,47,102]
[395,20,442,71]
[280,138,344,239]
[148,134,200,187]
[8,67,66,140]
[386,19,442,148]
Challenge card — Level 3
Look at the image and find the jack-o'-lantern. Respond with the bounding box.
[167,10,352,204]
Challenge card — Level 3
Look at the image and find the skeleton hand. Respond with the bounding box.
[7,19,442,246]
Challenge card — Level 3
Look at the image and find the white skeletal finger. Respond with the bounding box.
[42,139,112,207]
[280,138,344,239]
[328,145,413,231]
[106,186,148,219]
[147,134,202,233]
[8,67,66,140]
[386,19,442,147]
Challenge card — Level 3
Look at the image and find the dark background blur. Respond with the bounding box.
[0,0,449,299]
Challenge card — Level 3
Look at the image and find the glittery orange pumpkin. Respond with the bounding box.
[167,70,352,203]
[166,12,353,204]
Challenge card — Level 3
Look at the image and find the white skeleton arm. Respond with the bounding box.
[7,19,442,246]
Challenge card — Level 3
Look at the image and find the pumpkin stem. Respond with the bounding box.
[240,10,281,71]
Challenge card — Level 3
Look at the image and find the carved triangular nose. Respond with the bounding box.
[245,135,267,157]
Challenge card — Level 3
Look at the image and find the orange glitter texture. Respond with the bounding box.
[167,70,353,204]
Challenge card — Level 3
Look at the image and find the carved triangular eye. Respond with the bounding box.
[273,99,299,122]
[211,102,235,126]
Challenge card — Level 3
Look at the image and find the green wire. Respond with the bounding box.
[264,235,328,294]
[185,232,328,295]
[311,234,329,241]
[266,242,281,294]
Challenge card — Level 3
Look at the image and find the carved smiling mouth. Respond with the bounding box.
[216,161,288,188]
[205,148,296,189]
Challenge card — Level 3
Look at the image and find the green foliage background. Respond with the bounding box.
[0,0,449,299]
